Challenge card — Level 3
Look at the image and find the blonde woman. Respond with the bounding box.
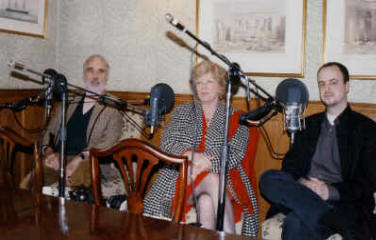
[144,61,259,237]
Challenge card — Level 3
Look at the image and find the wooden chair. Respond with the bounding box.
[0,126,33,187]
[90,138,188,223]
[32,142,44,200]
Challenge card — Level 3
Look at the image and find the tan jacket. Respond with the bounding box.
[42,95,123,152]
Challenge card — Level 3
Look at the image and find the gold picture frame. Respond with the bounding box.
[323,0,376,80]
[196,0,307,77]
[0,0,47,38]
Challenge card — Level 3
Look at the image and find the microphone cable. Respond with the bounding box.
[119,110,151,140]
[259,125,286,160]
[72,91,150,140]
[248,93,287,160]
[10,89,53,134]
[244,86,287,159]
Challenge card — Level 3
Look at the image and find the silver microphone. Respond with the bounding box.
[280,102,306,144]
[45,83,53,118]
[8,60,50,79]
[275,78,309,144]
[165,13,187,32]
[8,59,15,68]
[8,60,25,71]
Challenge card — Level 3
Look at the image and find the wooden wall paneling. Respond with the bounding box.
[254,115,287,221]
[0,90,46,185]
[350,102,376,121]
[17,106,46,182]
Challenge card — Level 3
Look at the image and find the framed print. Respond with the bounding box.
[196,0,307,77]
[0,0,47,37]
[323,0,376,79]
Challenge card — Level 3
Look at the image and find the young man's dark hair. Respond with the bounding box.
[317,61,349,83]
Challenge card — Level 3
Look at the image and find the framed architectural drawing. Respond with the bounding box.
[323,0,376,79]
[196,0,307,77]
[0,0,47,37]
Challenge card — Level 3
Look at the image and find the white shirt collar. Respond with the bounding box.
[326,113,336,126]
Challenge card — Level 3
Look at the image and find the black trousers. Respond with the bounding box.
[259,170,360,240]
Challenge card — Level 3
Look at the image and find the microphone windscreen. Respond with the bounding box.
[43,68,58,78]
[275,78,309,105]
[43,68,58,83]
[150,83,175,115]
[52,73,68,94]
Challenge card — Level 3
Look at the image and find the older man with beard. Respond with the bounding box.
[42,54,123,188]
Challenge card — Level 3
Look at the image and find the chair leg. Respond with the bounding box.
[33,143,43,204]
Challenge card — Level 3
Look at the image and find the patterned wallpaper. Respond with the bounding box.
[0,0,375,104]
[55,0,195,93]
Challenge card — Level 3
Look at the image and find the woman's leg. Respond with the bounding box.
[197,193,215,229]
[223,191,235,233]
[193,173,235,233]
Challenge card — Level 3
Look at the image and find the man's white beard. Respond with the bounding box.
[86,81,105,95]
[88,86,105,94]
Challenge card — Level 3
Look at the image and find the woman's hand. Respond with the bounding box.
[183,151,213,183]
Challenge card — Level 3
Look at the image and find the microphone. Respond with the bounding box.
[43,69,58,117]
[240,101,273,122]
[8,60,25,71]
[165,13,187,32]
[8,60,53,80]
[43,68,58,84]
[0,103,18,110]
[145,83,175,136]
[275,78,309,144]
[239,100,280,126]
[0,97,31,112]
[52,73,68,94]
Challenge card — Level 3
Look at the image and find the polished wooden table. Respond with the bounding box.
[0,186,255,240]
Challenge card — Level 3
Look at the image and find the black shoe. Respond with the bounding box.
[318,209,357,240]
[107,194,127,209]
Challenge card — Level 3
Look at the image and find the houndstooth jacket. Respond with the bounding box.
[143,101,259,237]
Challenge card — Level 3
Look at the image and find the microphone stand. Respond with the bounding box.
[8,61,145,115]
[166,15,275,232]
[216,63,239,231]
[9,62,146,198]
[55,74,68,198]
[45,81,53,121]
[34,71,69,198]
